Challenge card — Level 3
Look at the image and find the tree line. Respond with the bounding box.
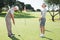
[0,0,60,21]
[0,0,35,13]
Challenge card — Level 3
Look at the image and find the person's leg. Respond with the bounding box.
[6,21,12,35]
[40,26,45,37]
[40,26,45,34]
[6,19,13,37]
[40,18,46,37]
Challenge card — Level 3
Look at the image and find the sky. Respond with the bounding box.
[17,0,44,10]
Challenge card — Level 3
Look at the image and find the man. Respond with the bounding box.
[5,6,19,38]
[39,3,47,37]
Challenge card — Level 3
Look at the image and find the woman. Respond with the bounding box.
[39,3,47,37]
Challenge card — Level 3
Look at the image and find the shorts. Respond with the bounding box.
[40,18,46,26]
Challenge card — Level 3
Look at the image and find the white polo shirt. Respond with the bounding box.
[41,8,47,18]
[6,8,14,18]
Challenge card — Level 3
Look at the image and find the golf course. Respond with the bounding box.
[0,12,60,40]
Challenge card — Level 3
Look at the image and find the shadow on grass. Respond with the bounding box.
[43,37,53,40]
[44,37,53,40]
[9,36,20,40]
[45,30,53,32]
[18,35,24,40]
[0,12,36,18]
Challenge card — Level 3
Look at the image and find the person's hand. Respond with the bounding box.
[13,21,15,25]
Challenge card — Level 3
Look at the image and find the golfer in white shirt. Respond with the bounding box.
[5,6,19,38]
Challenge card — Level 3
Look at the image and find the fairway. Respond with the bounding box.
[0,12,60,40]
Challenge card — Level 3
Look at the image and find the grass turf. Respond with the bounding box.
[0,12,60,40]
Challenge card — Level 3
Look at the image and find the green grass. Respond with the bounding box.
[0,12,60,40]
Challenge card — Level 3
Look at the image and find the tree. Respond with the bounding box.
[16,1,25,12]
[25,4,34,11]
[8,0,16,7]
[45,0,60,21]
[36,9,41,12]
[0,0,8,13]
[0,0,16,13]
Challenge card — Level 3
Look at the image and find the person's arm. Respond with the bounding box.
[39,11,42,21]
[10,13,15,25]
